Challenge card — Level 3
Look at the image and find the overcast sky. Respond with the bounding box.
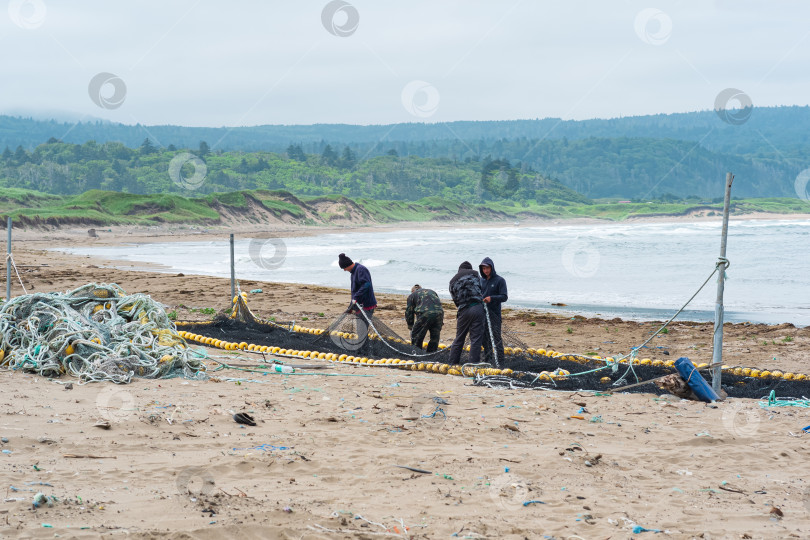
[1,0,808,127]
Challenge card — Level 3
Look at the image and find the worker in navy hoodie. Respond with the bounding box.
[338,253,377,318]
[479,257,508,365]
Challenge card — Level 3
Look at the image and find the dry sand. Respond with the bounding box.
[2,222,810,539]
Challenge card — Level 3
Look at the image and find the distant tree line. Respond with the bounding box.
[0,139,591,205]
[3,104,810,198]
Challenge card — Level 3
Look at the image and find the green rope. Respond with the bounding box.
[209,360,287,375]
[221,372,375,383]
[285,372,376,377]
[759,389,810,408]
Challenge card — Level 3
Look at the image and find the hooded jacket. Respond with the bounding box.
[479,257,508,319]
[449,262,483,311]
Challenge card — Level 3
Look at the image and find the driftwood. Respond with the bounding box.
[655,373,699,400]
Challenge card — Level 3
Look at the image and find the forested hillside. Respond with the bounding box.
[0,140,588,205]
[2,106,809,199]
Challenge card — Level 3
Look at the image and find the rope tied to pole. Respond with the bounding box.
[5,253,27,296]
[604,257,730,391]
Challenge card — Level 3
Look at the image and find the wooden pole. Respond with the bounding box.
[6,217,11,302]
[230,233,235,301]
[711,173,734,393]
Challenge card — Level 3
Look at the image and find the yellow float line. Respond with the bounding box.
[174,329,542,379]
[175,326,809,382]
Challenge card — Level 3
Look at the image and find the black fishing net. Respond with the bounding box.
[472,359,810,399]
[177,295,810,399]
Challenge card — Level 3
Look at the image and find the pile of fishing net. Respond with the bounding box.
[0,283,205,384]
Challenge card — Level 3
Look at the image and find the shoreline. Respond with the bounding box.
[37,214,810,329]
[17,211,810,249]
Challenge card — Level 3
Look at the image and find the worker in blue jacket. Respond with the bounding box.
[479,256,508,365]
[338,253,377,318]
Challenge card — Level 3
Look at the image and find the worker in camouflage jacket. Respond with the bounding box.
[405,284,444,353]
[448,261,485,365]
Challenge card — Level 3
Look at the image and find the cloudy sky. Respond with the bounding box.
[1,0,808,127]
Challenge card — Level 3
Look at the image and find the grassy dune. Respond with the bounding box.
[0,188,807,228]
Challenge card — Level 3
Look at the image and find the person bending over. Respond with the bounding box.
[405,284,444,353]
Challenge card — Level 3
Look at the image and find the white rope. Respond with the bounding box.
[483,303,500,368]
[5,253,27,295]
[604,259,729,387]
[355,307,446,359]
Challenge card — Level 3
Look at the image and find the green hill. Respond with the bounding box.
[3,106,810,200]
[0,187,806,230]
[0,140,587,206]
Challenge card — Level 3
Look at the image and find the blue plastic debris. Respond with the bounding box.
[632,525,662,533]
[233,444,292,452]
[522,500,546,506]
[674,357,719,402]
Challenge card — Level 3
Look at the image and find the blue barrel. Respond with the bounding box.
[674,357,720,402]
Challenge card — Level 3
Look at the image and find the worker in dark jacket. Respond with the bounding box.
[405,284,444,352]
[448,261,485,365]
[338,253,377,318]
[479,256,508,365]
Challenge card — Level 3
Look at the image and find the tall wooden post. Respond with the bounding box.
[6,217,11,302]
[230,233,235,302]
[712,173,734,393]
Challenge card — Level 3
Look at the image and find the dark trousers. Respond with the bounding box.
[482,309,505,366]
[411,313,443,353]
[449,303,484,365]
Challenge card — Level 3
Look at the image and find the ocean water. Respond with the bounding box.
[55,219,810,326]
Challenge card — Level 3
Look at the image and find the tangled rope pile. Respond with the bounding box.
[0,283,205,384]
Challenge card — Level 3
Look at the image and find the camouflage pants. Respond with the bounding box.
[411,312,443,353]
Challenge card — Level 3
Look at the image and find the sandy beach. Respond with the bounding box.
[2,220,810,539]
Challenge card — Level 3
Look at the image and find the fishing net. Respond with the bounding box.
[178,295,810,399]
[183,297,525,365]
[0,283,206,384]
